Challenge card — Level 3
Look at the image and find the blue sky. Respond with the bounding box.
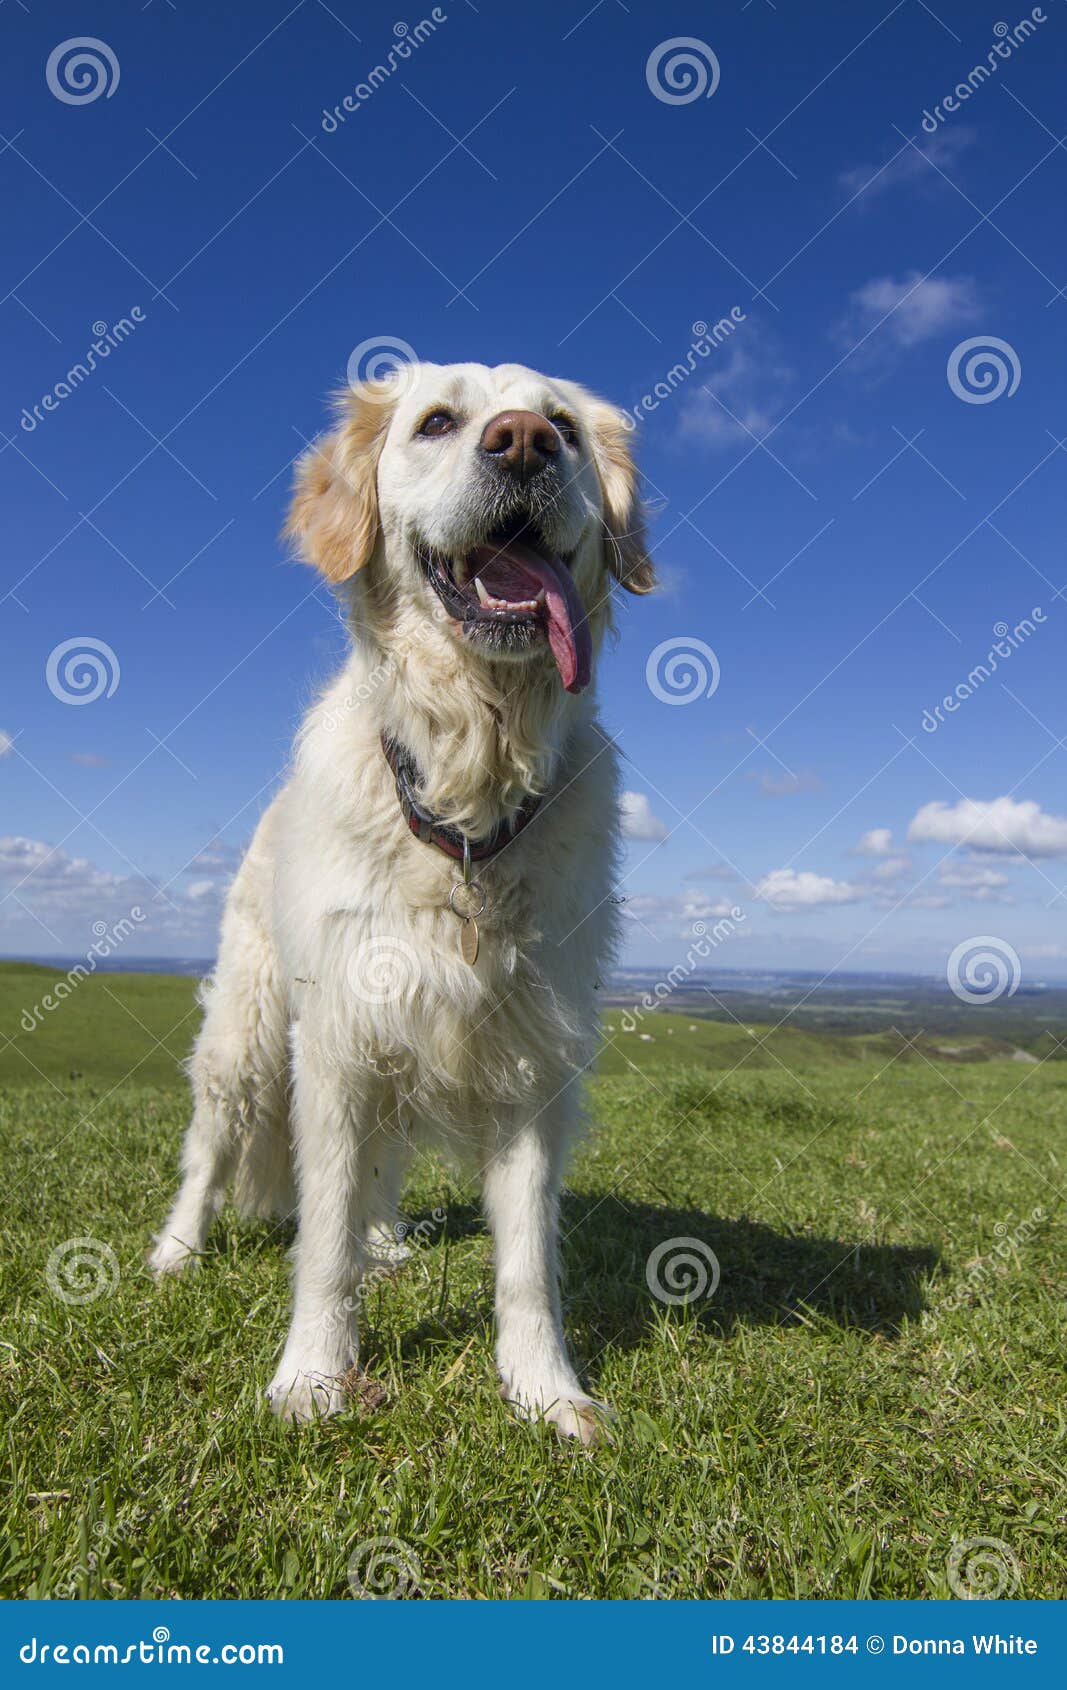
[1,0,1065,978]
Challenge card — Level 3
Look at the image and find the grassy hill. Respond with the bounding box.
[1,961,1064,1598]
[0,961,200,1088]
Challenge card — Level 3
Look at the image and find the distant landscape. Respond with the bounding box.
[4,955,1066,1089]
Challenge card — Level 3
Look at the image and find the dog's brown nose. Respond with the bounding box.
[479,410,560,480]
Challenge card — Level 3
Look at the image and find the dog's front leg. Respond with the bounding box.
[482,1101,608,1445]
[267,1027,375,1423]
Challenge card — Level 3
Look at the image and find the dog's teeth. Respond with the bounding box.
[474,576,491,605]
[535,589,546,606]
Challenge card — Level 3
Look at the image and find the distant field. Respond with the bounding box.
[0,961,200,1088]
[1,961,1064,1598]
[2,958,1059,1090]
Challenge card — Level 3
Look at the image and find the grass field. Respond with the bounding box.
[1,961,1064,1599]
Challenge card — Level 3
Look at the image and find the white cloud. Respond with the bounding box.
[70,751,110,768]
[868,855,912,883]
[838,271,979,349]
[939,864,1009,889]
[0,730,13,759]
[620,791,668,842]
[856,827,893,856]
[0,833,223,949]
[627,894,735,923]
[909,797,1067,858]
[677,335,794,450]
[187,838,244,877]
[754,868,861,911]
[0,835,126,896]
[184,878,223,903]
[839,127,976,203]
[935,862,1014,905]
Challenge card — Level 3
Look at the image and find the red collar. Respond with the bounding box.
[380,733,542,864]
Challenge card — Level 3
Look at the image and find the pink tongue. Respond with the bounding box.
[467,539,592,694]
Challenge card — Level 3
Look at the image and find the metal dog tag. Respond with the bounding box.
[459,918,479,966]
[449,860,486,968]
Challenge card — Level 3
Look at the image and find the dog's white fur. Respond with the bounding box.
[150,362,654,1441]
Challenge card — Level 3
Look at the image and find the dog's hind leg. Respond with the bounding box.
[151,818,292,1276]
[363,1136,414,1274]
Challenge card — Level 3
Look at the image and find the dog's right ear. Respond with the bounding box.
[582,396,657,596]
[284,382,397,583]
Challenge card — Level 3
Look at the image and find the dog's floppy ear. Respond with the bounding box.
[285,382,396,582]
[584,398,656,596]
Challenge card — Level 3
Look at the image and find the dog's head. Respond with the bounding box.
[286,362,654,696]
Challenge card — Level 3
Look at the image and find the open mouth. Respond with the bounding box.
[418,516,592,695]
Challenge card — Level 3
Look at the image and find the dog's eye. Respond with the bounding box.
[417,410,457,438]
[550,414,580,448]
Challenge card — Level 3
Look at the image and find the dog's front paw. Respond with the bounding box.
[148,1234,198,1278]
[503,1380,614,1446]
[546,1394,614,1446]
[266,1362,347,1423]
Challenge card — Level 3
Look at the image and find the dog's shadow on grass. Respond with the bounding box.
[392,1191,938,1360]
[561,1191,938,1346]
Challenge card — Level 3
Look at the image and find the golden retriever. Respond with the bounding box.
[151,361,654,1441]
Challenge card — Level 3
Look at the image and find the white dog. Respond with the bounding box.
[151,361,654,1441]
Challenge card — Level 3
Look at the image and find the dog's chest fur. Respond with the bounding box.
[258,661,621,1131]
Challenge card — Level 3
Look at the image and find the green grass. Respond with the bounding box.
[1,964,1065,1599]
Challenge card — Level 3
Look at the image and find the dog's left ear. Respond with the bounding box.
[584,399,656,595]
[284,382,396,583]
